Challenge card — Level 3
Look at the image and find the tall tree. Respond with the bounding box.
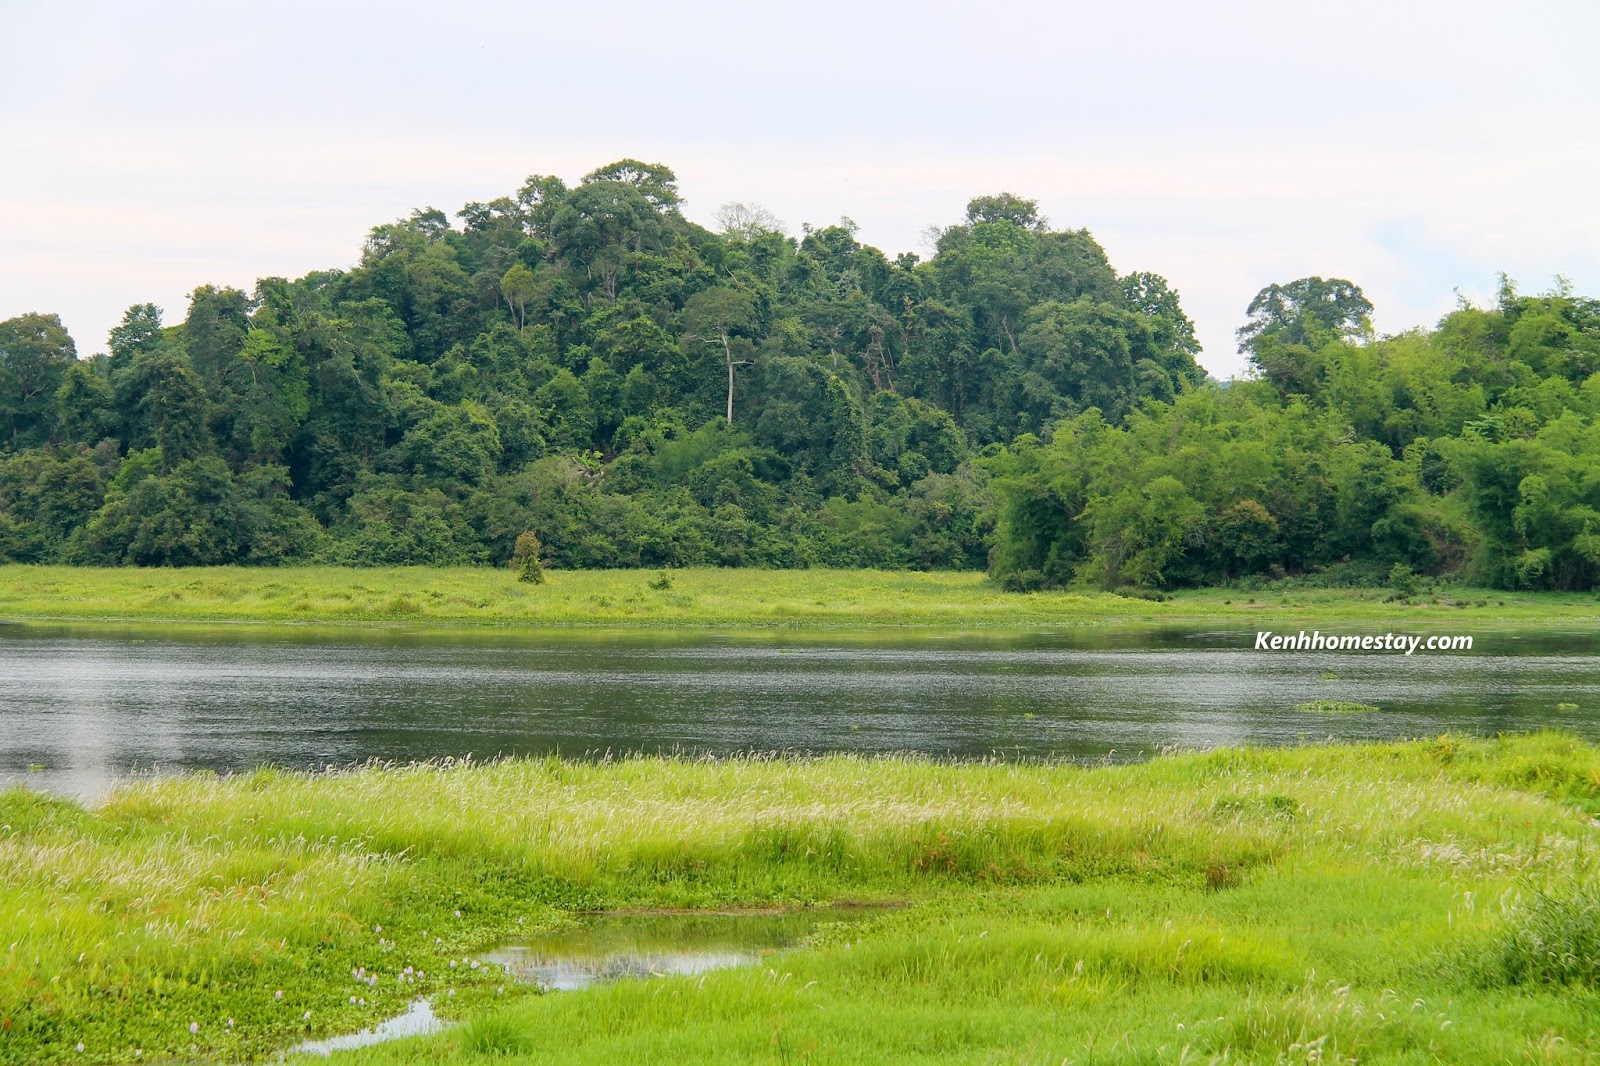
[108,303,165,373]
[683,287,756,426]
[1237,277,1374,355]
[0,312,77,448]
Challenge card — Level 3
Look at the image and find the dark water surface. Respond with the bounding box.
[2,622,1597,799]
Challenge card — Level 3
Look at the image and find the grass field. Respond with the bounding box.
[3,734,1598,1063]
[3,564,1598,628]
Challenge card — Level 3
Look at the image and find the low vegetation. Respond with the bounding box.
[2,733,1598,1063]
[3,565,1599,629]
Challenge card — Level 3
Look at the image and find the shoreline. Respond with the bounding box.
[4,564,1598,630]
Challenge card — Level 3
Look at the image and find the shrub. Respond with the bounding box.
[511,530,545,584]
[1483,880,1600,988]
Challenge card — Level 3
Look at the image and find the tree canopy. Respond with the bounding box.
[3,161,1596,592]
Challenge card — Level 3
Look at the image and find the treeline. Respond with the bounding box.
[1,161,1597,590]
[0,161,1200,571]
[990,277,1600,591]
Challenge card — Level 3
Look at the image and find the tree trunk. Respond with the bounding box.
[723,329,735,426]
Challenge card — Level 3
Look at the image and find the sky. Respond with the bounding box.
[2,0,1597,378]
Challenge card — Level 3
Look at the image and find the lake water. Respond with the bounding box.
[2,622,1597,799]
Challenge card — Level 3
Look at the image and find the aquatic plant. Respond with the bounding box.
[1292,700,1380,714]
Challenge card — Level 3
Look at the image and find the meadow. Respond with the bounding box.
[3,564,1599,629]
[2,733,1598,1063]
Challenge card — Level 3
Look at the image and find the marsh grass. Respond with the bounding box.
[4,564,1599,628]
[1,733,1598,1062]
[1478,874,1600,989]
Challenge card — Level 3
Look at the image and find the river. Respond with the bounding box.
[2,622,1596,799]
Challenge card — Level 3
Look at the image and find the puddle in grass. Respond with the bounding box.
[485,910,872,991]
[283,910,875,1056]
[288,998,442,1057]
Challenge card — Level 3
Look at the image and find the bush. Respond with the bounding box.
[1482,879,1600,988]
[511,530,545,584]
[1388,561,1422,598]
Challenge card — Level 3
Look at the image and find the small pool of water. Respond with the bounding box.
[288,998,442,1057]
[485,910,870,991]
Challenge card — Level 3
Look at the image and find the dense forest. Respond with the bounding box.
[2,160,1597,590]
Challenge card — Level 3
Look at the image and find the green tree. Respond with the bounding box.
[1237,277,1374,393]
[115,351,211,469]
[683,287,757,426]
[500,262,539,330]
[511,530,546,583]
[0,312,77,448]
[107,303,165,373]
[55,360,116,445]
[400,402,503,485]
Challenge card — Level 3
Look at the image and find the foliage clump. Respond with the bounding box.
[1480,880,1600,988]
[511,530,545,584]
[1293,701,1380,714]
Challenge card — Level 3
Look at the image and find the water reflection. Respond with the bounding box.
[288,998,442,1057]
[485,911,864,991]
[1,622,1596,799]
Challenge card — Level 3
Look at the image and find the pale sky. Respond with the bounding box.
[3,0,1597,378]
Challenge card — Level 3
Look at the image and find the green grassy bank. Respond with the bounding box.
[3,734,1598,1063]
[3,564,1599,628]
